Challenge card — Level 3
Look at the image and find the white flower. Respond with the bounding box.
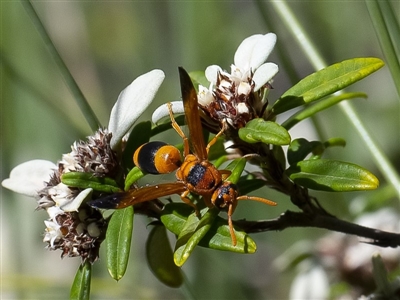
[152,100,184,124]
[60,188,93,212]
[152,34,278,125]
[206,33,278,91]
[43,219,63,248]
[197,85,215,106]
[1,160,56,197]
[109,69,165,150]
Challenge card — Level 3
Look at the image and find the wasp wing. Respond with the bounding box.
[178,67,208,161]
[88,182,187,209]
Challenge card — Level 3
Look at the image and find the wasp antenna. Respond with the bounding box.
[236,195,277,206]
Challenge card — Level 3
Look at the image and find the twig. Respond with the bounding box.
[236,210,400,248]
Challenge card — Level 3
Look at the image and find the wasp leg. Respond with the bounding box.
[167,102,190,157]
[180,190,201,218]
[227,203,237,246]
[219,170,232,181]
[205,127,225,155]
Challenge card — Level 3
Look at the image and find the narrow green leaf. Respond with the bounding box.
[287,139,323,166]
[213,155,229,169]
[61,172,121,193]
[161,203,194,234]
[106,207,134,281]
[225,158,246,184]
[161,203,256,254]
[288,138,347,165]
[174,208,218,266]
[146,225,183,288]
[70,261,91,300]
[323,137,346,148]
[287,159,379,191]
[124,167,145,191]
[189,70,208,89]
[272,58,384,114]
[272,145,287,170]
[239,118,291,145]
[282,92,367,129]
[151,114,186,137]
[21,1,101,131]
[122,121,152,170]
[207,137,227,161]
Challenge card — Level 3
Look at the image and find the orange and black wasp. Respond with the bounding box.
[89,67,276,246]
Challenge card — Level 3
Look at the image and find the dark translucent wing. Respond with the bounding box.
[178,67,207,161]
[88,182,187,209]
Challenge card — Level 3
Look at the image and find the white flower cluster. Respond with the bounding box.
[152,33,278,130]
[2,70,165,262]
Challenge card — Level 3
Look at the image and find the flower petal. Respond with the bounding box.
[47,206,65,219]
[252,62,279,91]
[152,101,184,124]
[43,220,63,247]
[2,160,56,197]
[205,65,222,85]
[234,33,277,72]
[108,69,165,150]
[61,188,93,212]
[198,85,215,106]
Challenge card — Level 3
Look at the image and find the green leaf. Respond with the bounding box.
[323,137,346,148]
[239,118,291,145]
[61,172,121,193]
[282,92,367,129]
[207,137,227,161]
[287,139,323,166]
[122,121,152,170]
[151,114,186,136]
[225,158,246,184]
[272,58,384,114]
[161,203,256,254]
[189,70,209,89]
[174,208,218,266]
[272,145,286,170]
[288,138,347,165]
[200,219,257,253]
[287,159,379,191]
[124,167,145,191]
[70,261,91,300]
[106,207,134,281]
[146,225,183,288]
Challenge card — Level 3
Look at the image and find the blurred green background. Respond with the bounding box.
[1,1,399,299]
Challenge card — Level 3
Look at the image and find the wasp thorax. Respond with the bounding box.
[176,155,222,195]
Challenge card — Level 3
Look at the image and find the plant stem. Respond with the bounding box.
[269,1,400,200]
[238,210,400,248]
[366,0,400,97]
[21,0,101,132]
